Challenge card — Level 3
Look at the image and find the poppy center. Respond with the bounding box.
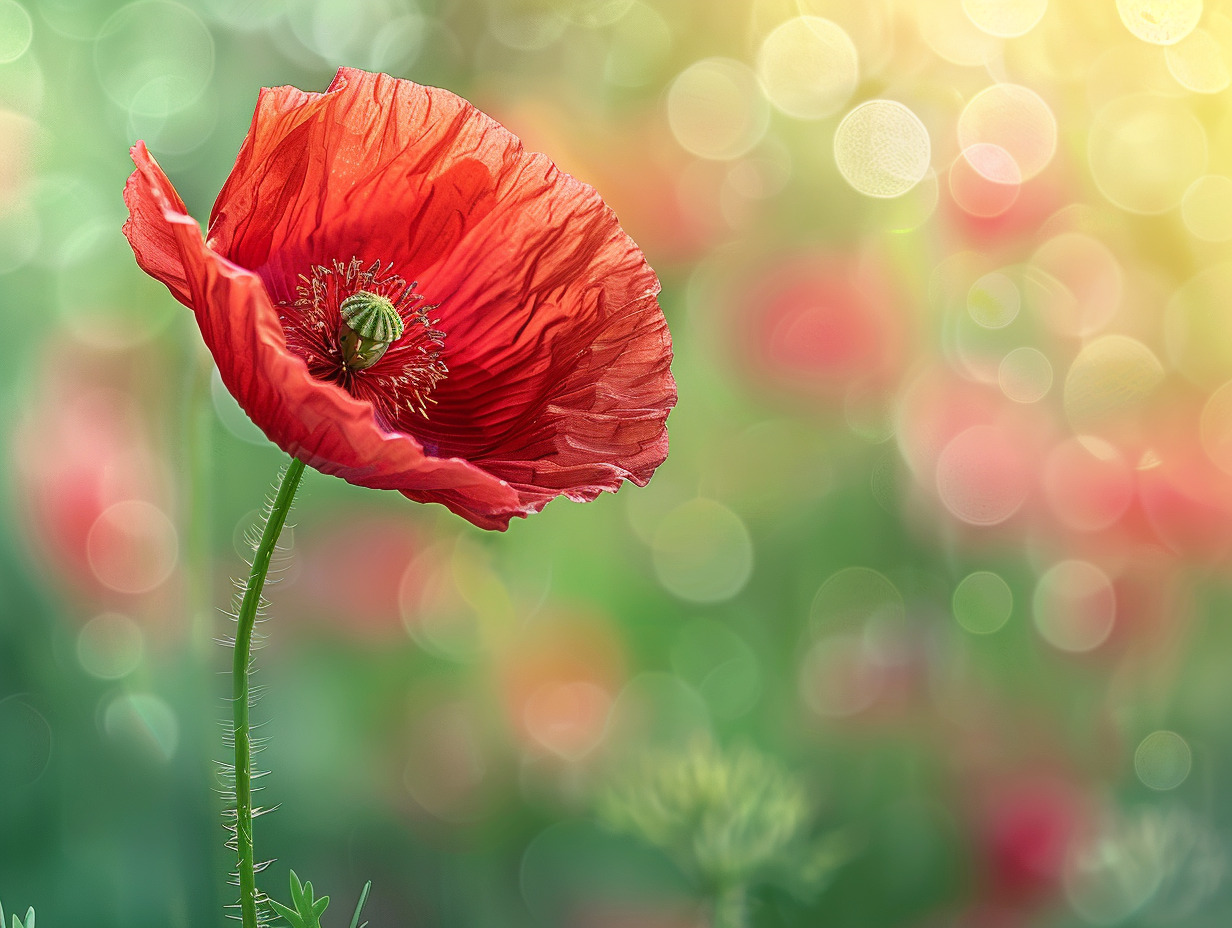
[338,290,403,371]
[276,258,447,429]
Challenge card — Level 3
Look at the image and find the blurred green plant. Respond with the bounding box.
[598,739,850,927]
[269,871,372,928]
[0,900,34,928]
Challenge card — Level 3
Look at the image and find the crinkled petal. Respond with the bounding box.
[374,165,674,514]
[124,143,528,528]
[208,68,510,289]
[122,141,194,306]
[413,160,675,504]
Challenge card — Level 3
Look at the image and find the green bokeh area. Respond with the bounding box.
[4,0,1232,926]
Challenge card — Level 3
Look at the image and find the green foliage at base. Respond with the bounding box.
[269,872,371,928]
[0,901,35,928]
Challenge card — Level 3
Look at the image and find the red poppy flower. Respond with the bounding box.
[123,68,674,530]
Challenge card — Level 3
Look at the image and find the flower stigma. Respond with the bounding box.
[339,290,404,371]
[277,258,447,428]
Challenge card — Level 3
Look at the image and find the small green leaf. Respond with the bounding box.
[272,870,329,928]
[267,899,301,927]
[347,882,372,928]
[289,870,306,909]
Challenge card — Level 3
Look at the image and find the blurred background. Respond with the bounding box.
[3,0,1232,925]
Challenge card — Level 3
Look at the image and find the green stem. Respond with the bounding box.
[233,457,306,928]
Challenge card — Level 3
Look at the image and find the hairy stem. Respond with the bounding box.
[233,457,306,928]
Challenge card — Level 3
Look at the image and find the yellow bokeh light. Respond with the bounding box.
[959,143,1022,188]
[1165,14,1232,92]
[916,0,1002,66]
[796,0,896,76]
[1182,175,1232,242]
[1086,40,1180,111]
[834,100,932,198]
[1033,560,1116,653]
[999,347,1053,404]
[968,271,1021,329]
[1024,232,1123,337]
[958,83,1057,183]
[1116,0,1202,45]
[667,57,770,160]
[757,16,858,120]
[1088,94,1207,214]
[1063,334,1165,432]
[962,0,1048,38]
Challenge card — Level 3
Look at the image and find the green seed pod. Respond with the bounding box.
[338,290,404,371]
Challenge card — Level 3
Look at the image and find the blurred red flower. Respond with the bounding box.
[498,610,625,763]
[13,344,178,608]
[977,778,1083,906]
[734,252,905,403]
[123,68,674,529]
[285,512,424,639]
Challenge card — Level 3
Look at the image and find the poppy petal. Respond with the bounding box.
[122,141,194,307]
[412,163,674,499]
[207,68,506,285]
